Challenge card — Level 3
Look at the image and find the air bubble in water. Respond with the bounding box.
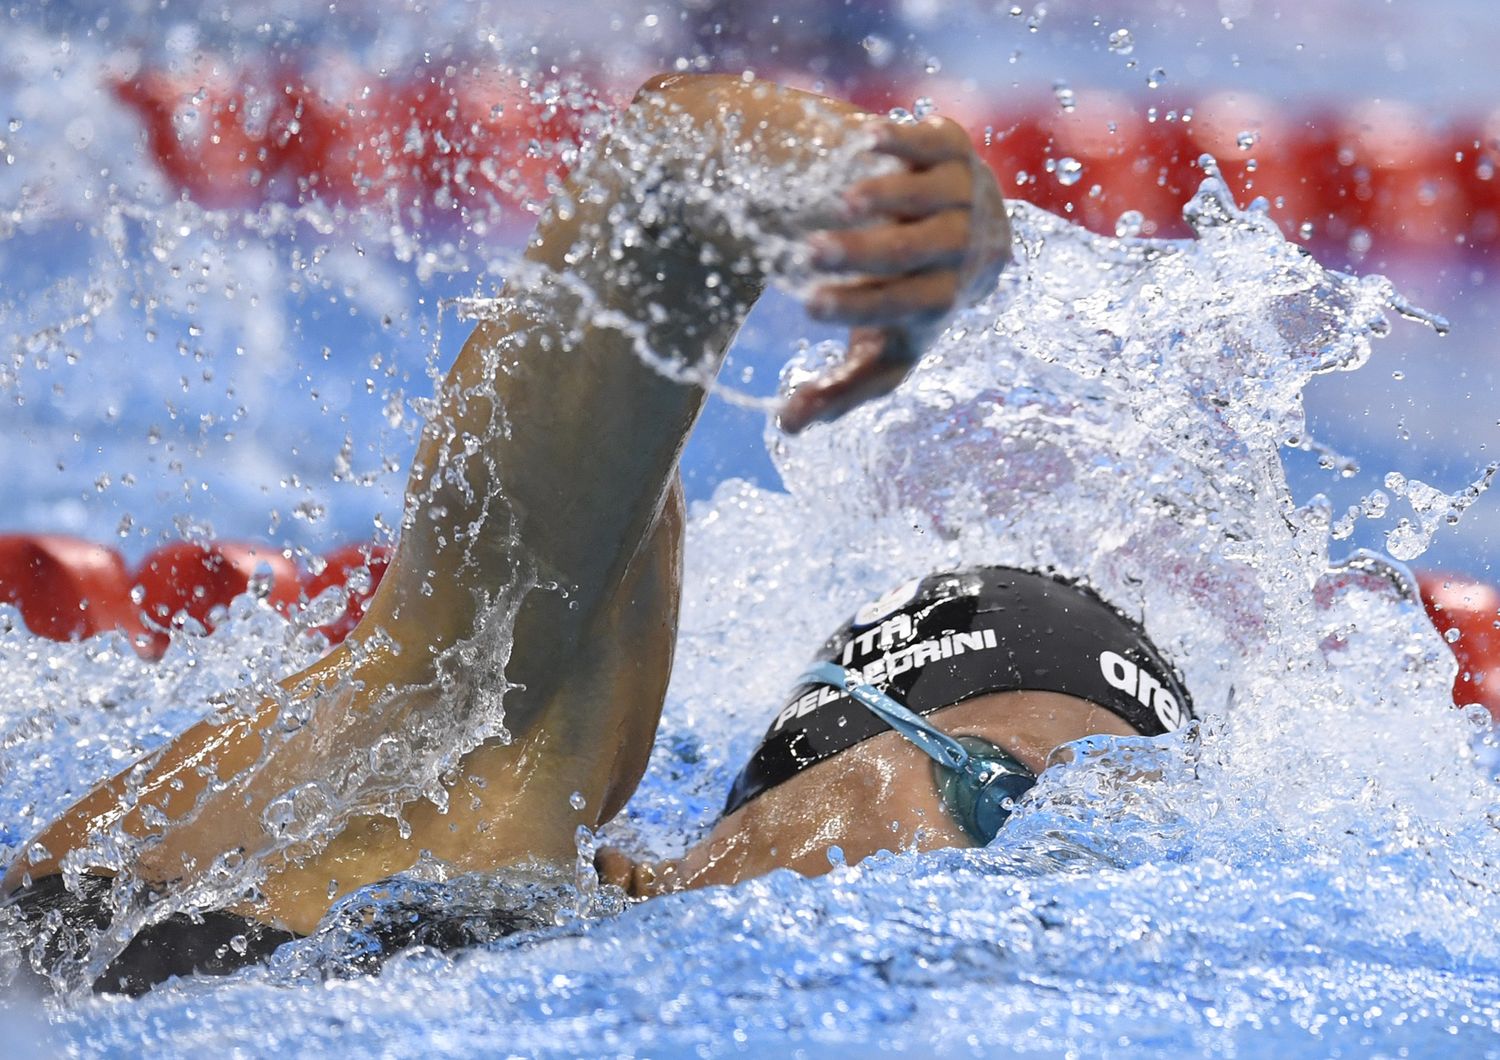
[1108,28,1135,54]
[1053,80,1077,113]
[1236,130,1259,151]
[1147,67,1167,88]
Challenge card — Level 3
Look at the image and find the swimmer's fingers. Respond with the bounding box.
[595,847,682,899]
[868,116,975,169]
[779,327,914,434]
[810,210,969,276]
[807,269,960,325]
[844,159,973,221]
[594,847,637,893]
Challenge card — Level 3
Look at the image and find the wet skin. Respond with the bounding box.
[5,73,1015,936]
[599,691,1139,896]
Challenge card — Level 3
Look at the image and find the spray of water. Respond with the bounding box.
[0,31,1498,1052]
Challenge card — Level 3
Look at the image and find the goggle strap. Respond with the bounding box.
[799,662,971,771]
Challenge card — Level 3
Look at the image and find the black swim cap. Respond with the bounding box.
[723,566,1194,815]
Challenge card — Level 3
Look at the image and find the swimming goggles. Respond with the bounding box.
[799,662,1037,846]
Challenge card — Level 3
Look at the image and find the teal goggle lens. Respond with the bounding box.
[932,735,1037,846]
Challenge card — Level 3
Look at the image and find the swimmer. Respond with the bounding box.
[2,73,1191,993]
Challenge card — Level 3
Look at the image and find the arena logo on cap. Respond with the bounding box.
[1099,650,1186,730]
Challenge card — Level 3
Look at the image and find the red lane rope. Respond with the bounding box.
[110,59,599,213]
[111,60,1499,251]
[0,533,1494,720]
[0,534,388,659]
[1417,571,1500,722]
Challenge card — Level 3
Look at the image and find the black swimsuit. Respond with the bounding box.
[724,566,1195,815]
[5,871,554,995]
[5,873,298,996]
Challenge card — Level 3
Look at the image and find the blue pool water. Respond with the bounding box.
[3,2,1500,1057]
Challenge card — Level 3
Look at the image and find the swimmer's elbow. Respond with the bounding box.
[631,72,733,106]
[632,72,688,102]
[629,71,835,127]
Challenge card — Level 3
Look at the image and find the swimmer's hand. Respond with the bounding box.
[779,116,1011,434]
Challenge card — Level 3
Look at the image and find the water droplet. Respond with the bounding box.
[1446,628,1463,644]
[1147,67,1168,89]
[1054,157,1084,186]
[1108,28,1134,55]
[1236,130,1259,151]
[861,34,894,67]
[1385,518,1425,561]
[1052,80,1076,113]
[569,791,586,811]
[1115,210,1144,237]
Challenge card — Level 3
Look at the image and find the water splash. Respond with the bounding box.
[0,21,1498,1059]
[1383,463,1498,561]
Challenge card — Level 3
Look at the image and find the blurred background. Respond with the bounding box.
[0,0,1495,586]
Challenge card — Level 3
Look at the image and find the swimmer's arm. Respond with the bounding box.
[360,75,1011,706]
[2,76,1007,897]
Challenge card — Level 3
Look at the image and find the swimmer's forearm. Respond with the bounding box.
[364,76,872,662]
